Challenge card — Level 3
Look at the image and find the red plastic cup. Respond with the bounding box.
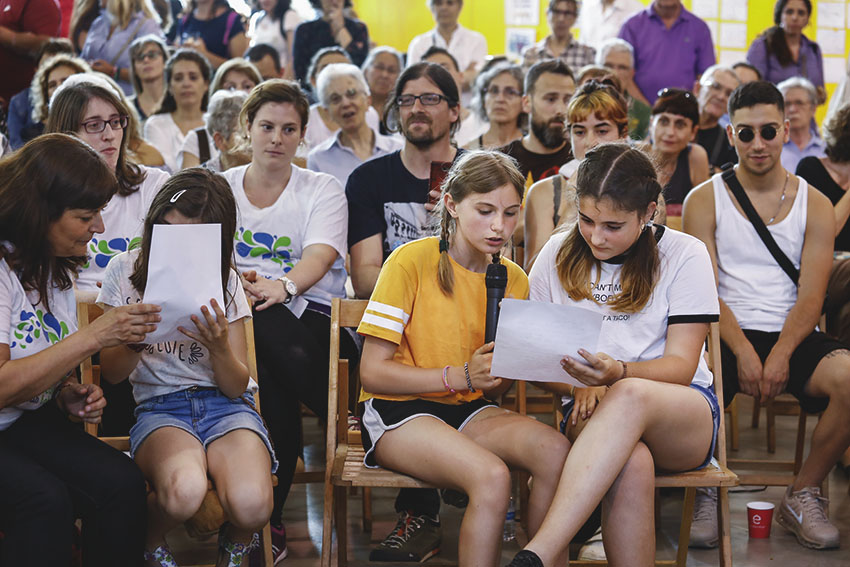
[747,501,775,538]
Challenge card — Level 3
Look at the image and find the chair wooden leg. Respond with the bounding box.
[718,487,733,567]
[321,478,335,567]
[336,485,349,567]
[726,396,739,451]
[793,412,807,475]
[676,488,696,567]
[261,522,273,567]
[361,487,372,533]
[766,399,777,453]
[751,396,760,428]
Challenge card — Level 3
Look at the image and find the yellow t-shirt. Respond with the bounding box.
[358,236,529,404]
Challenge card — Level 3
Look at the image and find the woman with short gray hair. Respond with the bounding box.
[465,63,525,150]
[201,89,251,172]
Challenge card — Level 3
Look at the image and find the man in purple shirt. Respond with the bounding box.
[618,0,715,105]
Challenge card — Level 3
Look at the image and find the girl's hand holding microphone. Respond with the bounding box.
[446,342,502,392]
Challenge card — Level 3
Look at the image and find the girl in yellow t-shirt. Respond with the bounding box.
[357,151,570,566]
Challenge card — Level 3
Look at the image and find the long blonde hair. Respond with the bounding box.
[434,151,525,295]
[556,143,661,313]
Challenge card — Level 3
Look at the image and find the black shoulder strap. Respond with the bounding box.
[721,166,799,286]
[195,127,210,164]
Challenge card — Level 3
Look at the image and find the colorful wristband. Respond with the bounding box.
[442,365,456,393]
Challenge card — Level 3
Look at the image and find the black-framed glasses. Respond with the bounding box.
[549,7,577,18]
[80,115,129,134]
[134,50,162,62]
[657,88,696,101]
[397,93,448,107]
[735,124,779,143]
[485,85,522,98]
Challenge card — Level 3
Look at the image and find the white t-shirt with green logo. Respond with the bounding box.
[0,258,78,430]
[76,166,169,292]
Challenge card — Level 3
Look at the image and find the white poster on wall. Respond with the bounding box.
[719,22,748,49]
[720,0,748,22]
[818,3,845,29]
[505,0,539,27]
[506,27,537,60]
[817,28,846,56]
[692,0,719,19]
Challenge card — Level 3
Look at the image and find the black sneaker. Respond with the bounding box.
[440,488,468,508]
[369,510,441,562]
[508,550,544,567]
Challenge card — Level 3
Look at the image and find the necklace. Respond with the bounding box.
[767,172,789,224]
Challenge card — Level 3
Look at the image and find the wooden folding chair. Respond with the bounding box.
[76,301,274,566]
[322,299,456,567]
[568,322,738,567]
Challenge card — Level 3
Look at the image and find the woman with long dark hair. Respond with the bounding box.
[0,133,161,567]
[747,0,825,104]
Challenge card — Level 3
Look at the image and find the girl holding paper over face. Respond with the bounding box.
[97,169,276,567]
[357,151,570,567]
[508,143,720,567]
[0,133,161,566]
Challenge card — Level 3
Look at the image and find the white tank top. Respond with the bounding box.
[713,172,807,332]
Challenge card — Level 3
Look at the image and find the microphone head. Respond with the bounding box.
[485,261,507,289]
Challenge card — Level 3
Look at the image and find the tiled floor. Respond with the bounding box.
[172,396,850,566]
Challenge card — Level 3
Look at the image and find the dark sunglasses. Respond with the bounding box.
[735,124,779,143]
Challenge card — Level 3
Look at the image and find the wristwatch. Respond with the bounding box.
[278,276,297,304]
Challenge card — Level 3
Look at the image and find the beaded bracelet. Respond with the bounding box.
[442,365,456,393]
[464,362,475,392]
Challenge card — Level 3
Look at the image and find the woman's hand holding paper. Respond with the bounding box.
[561,349,624,387]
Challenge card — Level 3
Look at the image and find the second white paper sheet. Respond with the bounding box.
[490,299,603,387]
[143,223,224,343]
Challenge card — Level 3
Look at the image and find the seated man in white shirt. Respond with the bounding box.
[307,63,403,187]
[684,80,849,551]
[406,0,487,93]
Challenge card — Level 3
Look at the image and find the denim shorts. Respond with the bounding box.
[130,387,278,473]
[558,382,720,471]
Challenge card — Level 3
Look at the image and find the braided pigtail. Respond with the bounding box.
[437,206,455,295]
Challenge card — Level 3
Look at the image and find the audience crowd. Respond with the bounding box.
[1,0,849,566]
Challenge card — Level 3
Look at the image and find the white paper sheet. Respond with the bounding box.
[506,27,537,60]
[692,0,718,19]
[490,299,603,386]
[720,0,747,22]
[718,49,744,67]
[706,20,718,46]
[719,22,748,49]
[143,223,224,342]
[504,0,539,27]
[817,28,846,56]
[824,56,846,85]
[818,3,845,29]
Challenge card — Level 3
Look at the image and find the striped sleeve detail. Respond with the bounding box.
[668,314,720,325]
[366,300,410,325]
[360,311,404,335]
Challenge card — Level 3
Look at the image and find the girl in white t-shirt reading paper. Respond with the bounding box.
[97,169,275,567]
[357,151,569,566]
[509,143,721,567]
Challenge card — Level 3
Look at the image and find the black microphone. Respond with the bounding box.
[485,257,507,343]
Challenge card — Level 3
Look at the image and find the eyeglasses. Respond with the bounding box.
[735,124,780,143]
[701,81,735,98]
[80,115,129,134]
[485,85,522,98]
[397,93,448,107]
[657,88,696,101]
[328,88,364,105]
[134,50,162,62]
[549,7,577,18]
[370,63,399,75]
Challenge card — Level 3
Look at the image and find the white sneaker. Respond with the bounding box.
[578,527,606,560]
[689,487,718,548]
[777,486,839,549]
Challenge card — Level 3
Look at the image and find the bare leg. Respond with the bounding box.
[794,352,850,489]
[460,408,570,538]
[207,428,274,540]
[135,427,208,549]
[375,416,513,567]
[524,379,713,566]
[601,441,655,567]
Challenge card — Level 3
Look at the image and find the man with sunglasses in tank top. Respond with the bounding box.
[684,81,850,551]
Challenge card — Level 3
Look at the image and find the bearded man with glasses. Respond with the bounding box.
[684,81,849,552]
